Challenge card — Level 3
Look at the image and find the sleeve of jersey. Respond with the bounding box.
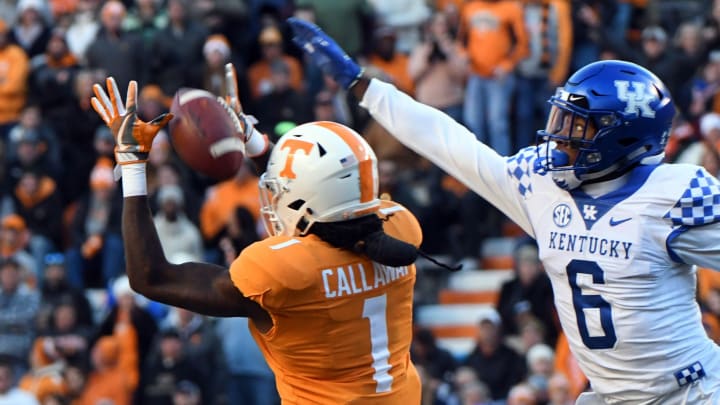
[360,79,534,236]
[229,245,285,310]
[665,167,720,268]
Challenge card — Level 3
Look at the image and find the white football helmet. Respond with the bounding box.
[259,121,380,236]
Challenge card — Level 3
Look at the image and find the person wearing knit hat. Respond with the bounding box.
[203,34,231,61]
[248,25,304,99]
[89,157,115,191]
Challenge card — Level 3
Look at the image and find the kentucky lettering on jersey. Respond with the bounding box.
[548,232,632,259]
[322,263,411,298]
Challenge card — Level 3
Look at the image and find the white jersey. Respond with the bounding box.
[361,79,720,404]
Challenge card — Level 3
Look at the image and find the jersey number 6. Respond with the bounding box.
[567,260,617,350]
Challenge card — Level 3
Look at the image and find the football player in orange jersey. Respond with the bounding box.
[90,67,427,404]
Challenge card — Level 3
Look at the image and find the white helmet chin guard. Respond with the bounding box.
[259,121,380,237]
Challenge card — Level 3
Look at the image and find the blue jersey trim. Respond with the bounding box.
[666,226,689,264]
[570,165,658,230]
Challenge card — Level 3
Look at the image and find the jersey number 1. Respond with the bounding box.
[567,260,617,349]
[363,294,393,393]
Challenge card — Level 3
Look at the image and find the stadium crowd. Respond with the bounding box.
[1,0,720,404]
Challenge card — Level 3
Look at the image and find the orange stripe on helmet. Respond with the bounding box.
[315,121,376,203]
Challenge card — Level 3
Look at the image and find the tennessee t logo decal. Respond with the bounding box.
[279,139,314,179]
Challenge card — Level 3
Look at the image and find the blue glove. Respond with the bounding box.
[288,17,362,89]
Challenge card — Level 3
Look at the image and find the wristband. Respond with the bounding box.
[245,128,270,157]
[121,163,148,197]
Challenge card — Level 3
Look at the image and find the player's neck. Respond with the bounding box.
[581,171,632,197]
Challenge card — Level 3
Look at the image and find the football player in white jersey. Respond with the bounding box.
[289,18,720,405]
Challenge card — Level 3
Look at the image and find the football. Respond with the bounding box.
[169,88,244,180]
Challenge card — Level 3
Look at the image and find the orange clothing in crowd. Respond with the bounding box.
[230,200,422,404]
[369,53,416,97]
[19,341,67,402]
[74,324,138,405]
[199,172,261,240]
[247,55,304,99]
[0,40,30,125]
[698,267,720,303]
[554,331,588,401]
[459,0,529,78]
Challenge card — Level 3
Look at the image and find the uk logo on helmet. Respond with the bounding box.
[613,80,657,118]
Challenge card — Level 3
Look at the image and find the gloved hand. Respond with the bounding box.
[288,17,362,89]
[219,63,268,157]
[91,77,173,165]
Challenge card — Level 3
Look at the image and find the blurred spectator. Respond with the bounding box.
[74,335,136,405]
[21,300,91,401]
[451,367,491,405]
[138,328,206,405]
[9,0,52,59]
[0,18,30,139]
[463,308,526,401]
[161,308,218,384]
[65,158,124,289]
[368,26,415,96]
[0,257,40,376]
[97,275,157,379]
[411,327,457,383]
[5,104,63,184]
[200,161,261,246]
[216,317,278,405]
[150,0,208,96]
[172,380,201,405]
[153,184,203,263]
[702,287,720,343]
[200,33,246,98]
[0,214,35,279]
[148,161,203,227]
[248,25,303,100]
[368,0,431,54]
[547,372,573,405]
[315,75,369,130]
[1,169,63,276]
[458,0,528,156]
[506,383,537,405]
[37,252,94,331]
[86,0,144,95]
[672,21,709,100]
[0,355,39,405]
[514,0,572,151]
[218,206,260,266]
[51,70,105,204]
[294,0,374,57]
[122,0,168,48]
[702,0,720,51]
[408,11,468,123]
[678,52,720,121]
[191,0,248,52]
[64,0,100,63]
[28,28,81,120]
[525,343,554,403]
[569,0,613,72]
[497,238,558,346]
[251,58,312,137]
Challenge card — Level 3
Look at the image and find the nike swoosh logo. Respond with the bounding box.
[609,217,632,226]
[568,95,583,101]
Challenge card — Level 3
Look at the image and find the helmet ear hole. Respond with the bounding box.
[618,137,638,147]
[288,199,305,210]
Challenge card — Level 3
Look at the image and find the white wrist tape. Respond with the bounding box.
[245,128,269,157]
[121,163,148,197]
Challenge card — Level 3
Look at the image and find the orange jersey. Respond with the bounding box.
[230,200,422,404]
[459,0,529,77]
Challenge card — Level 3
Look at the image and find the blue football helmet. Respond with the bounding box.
[536,60,676,190]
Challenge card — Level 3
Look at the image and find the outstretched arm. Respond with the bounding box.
[91,77,270,322]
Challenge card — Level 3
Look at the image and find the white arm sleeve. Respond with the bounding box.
[669,222,720,270]
[360,79,533,236]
